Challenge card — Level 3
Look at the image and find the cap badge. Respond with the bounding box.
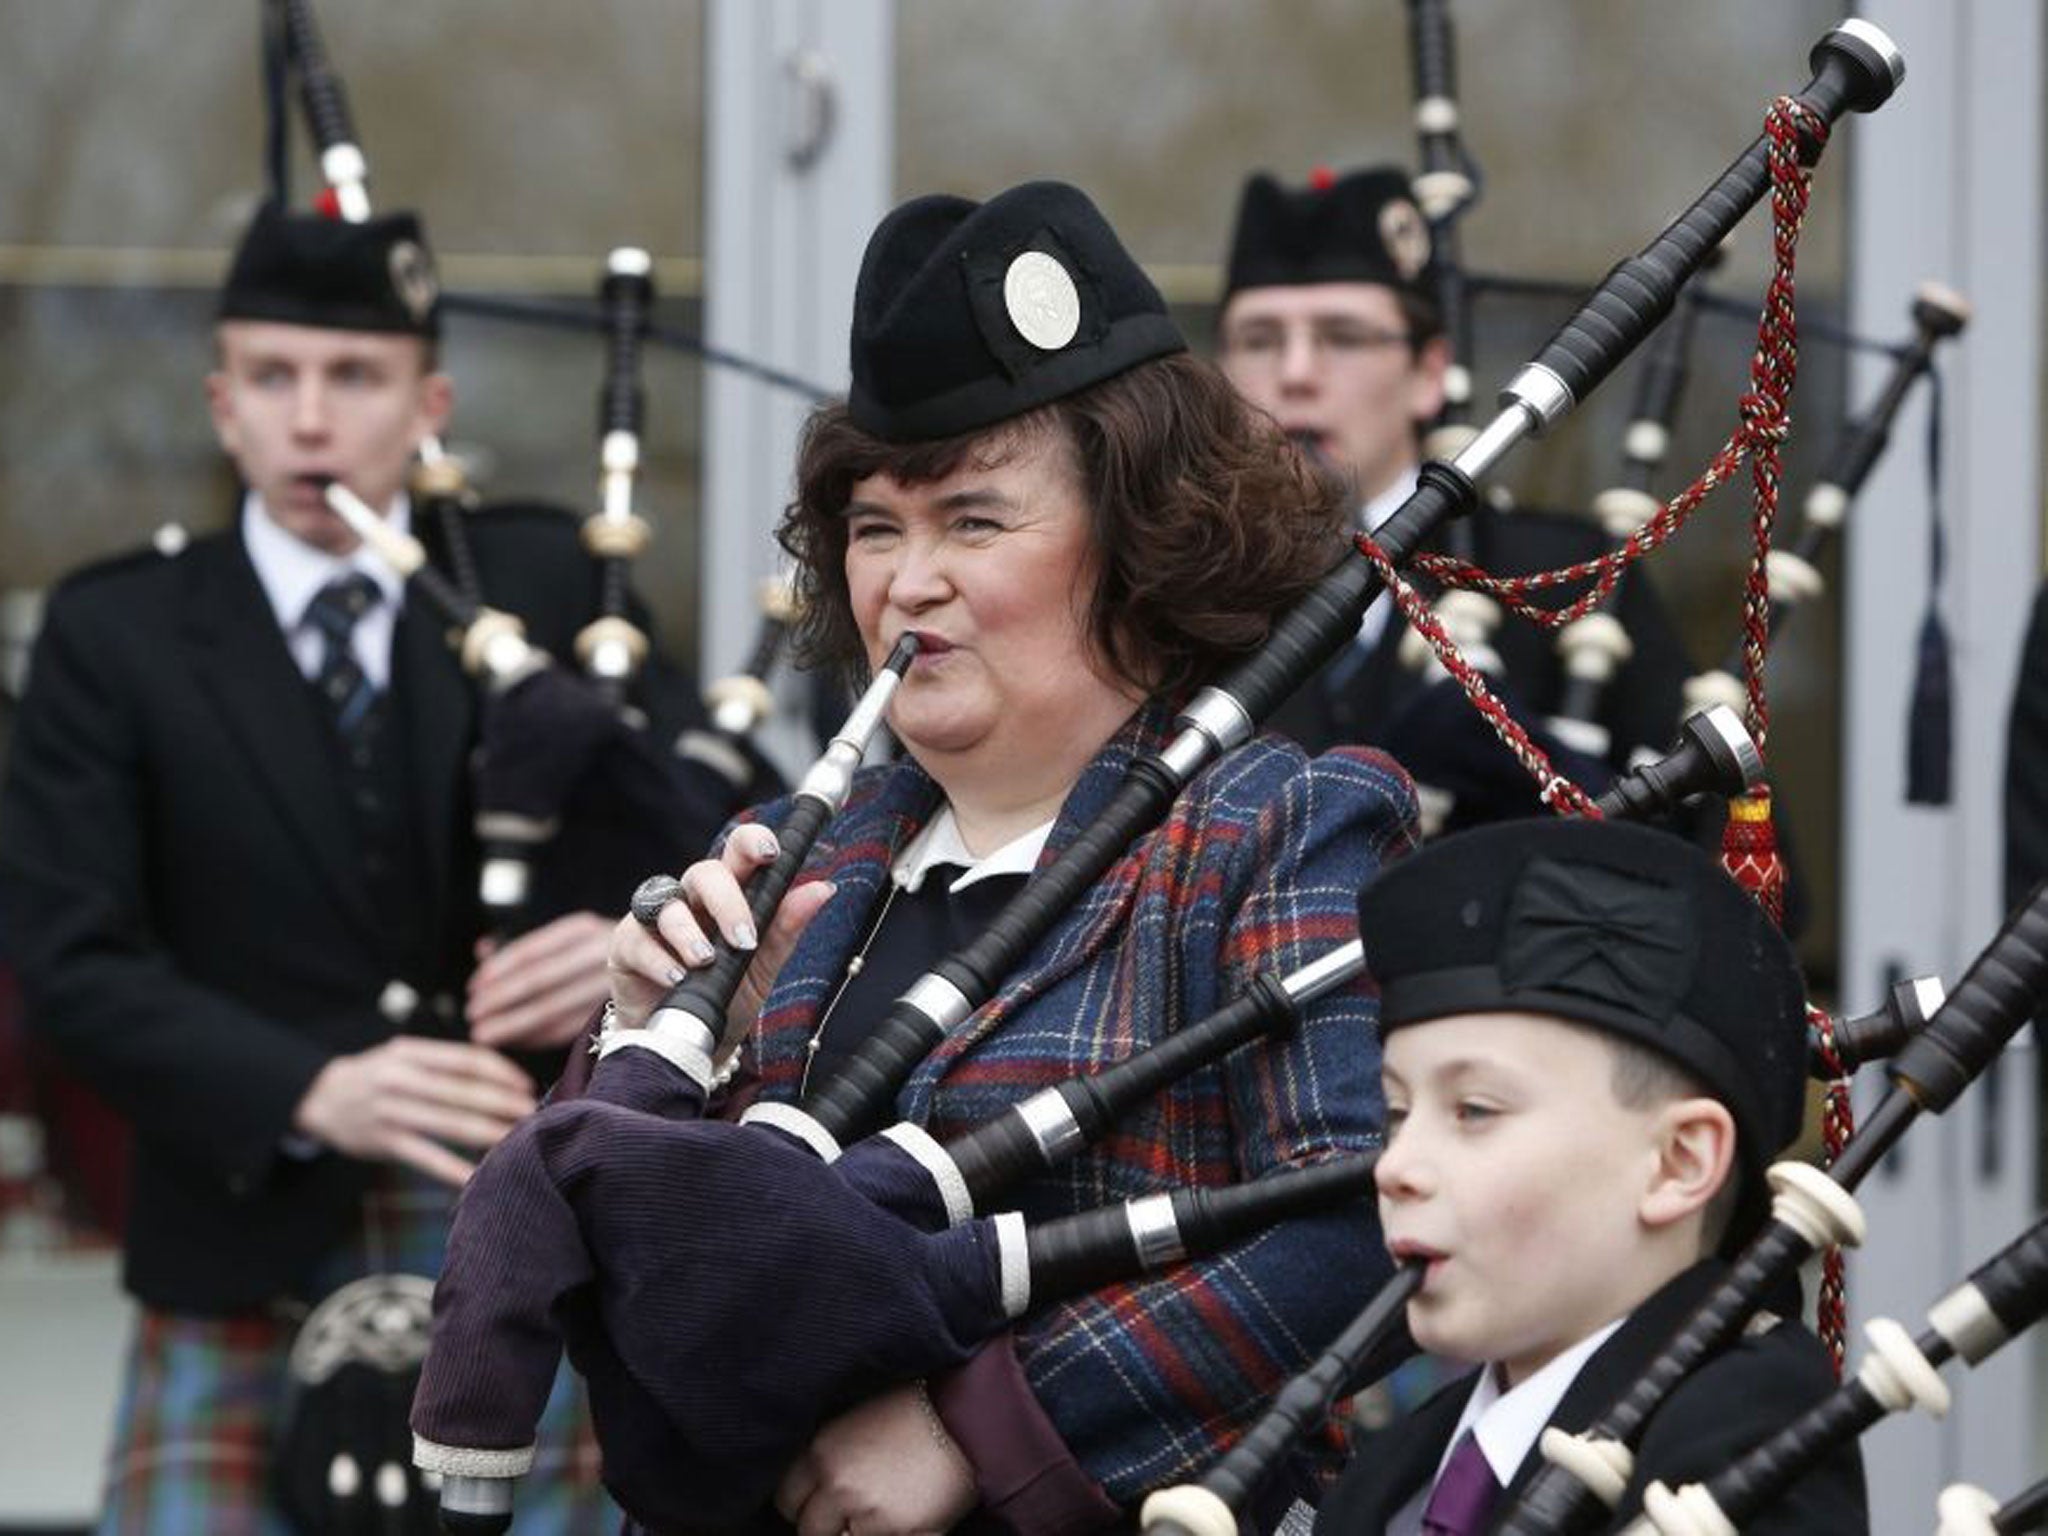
[388,240,440,324]
[1003,250,1082,351]
[1378,197,1432,283]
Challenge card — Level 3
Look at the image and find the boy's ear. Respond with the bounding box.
[1640,1098,1737,1231]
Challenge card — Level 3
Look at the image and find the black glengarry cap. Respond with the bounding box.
[220,201,441,339]
[1358,818,1808,1199]
[1222,165,1435,306]
[846,180,1185,442]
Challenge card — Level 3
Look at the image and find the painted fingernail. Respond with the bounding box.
[752,829,780,858]
[686,940,716,965]
[733,923,758,950]
[664,966,687,986]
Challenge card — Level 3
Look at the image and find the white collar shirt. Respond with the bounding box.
[242,492,411,690]
[890,803,1054,894]
[1385,1318,1626,1536]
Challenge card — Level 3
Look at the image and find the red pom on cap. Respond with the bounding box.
[1307,164,1337,192]
[313,187,343,221]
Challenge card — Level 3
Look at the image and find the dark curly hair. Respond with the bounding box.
[780,351,1348,703]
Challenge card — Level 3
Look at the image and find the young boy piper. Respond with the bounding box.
[1318,818,1867,1534]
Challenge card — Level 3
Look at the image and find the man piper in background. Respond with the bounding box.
[1217,165,1691,825]
[0,203,735,1535]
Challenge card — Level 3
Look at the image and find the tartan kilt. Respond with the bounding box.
[97,1163,612,1536]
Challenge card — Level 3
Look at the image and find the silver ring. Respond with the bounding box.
[630,873,684,929]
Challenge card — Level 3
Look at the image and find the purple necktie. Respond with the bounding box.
[1421,1431,1502,1536]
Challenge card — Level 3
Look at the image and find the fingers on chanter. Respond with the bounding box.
[616,917,692,986]
[697,835,778,951]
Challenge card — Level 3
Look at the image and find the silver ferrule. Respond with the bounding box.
[439,1475,517,1519]
[1175,687,1256,761]
[1126,1194,1187,1270]
[1015,1090,1086,1165]
[904,972,974,1033]
[1280,940,1367,1006]
[794,746,860,811]
[795,656,907,805]
[1696,703,1765,789]
[1495,364,1577,436]
[833,661,911,756]
[1449,402,1542,488]
[1832,19,1907,90]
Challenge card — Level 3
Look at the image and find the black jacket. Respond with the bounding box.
[0,505,732,1312]
[1270,507,1692,817]
[1316,1261,1867,1534]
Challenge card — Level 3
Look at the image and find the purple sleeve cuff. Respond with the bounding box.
[928,1335,1122,1536]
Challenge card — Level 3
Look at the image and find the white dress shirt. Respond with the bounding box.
[1386,1318,1626,1536]
[242,492,411,687]
[890,803,1054,894]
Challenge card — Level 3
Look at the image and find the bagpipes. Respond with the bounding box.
[1490,876,2048,1533]
[678,575,803,802]
[283,0,757,937]
[1402,0,1504,683]
[1680,279,1971,729]
[574,247,659,702]
[417,640,1372,1530]
[1384,0,1702,833]
[799,16,1901,1148]
[1546,241,1729,763]
[1623,1213,2046,1535]
[410,705,1775,1534]
[1132,953,1949,1536]
[1386,4,1956,838]
[416,14,1903,1531]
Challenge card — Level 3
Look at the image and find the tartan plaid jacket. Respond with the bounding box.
[739,703,1419,1507]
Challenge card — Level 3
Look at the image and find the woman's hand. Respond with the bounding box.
[605,825,836,1046]
[774,1384,977,1536]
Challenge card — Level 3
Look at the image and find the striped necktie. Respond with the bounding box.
[305,573,381,736]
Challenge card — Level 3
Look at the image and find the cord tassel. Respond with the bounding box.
[1906,369,1953,806]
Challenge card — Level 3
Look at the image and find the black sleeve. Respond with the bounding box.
[0,588,333,1188]
[1613,1322,1868,1535]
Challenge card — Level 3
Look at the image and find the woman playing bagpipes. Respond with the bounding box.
[603,180,1420,1534]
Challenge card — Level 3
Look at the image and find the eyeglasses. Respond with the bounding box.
[1219,320,1415,370]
